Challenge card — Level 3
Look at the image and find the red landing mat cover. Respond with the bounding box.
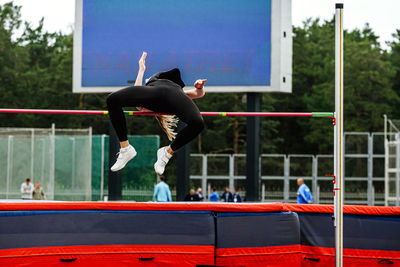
[1,202,400,215]
[0,245,214,267]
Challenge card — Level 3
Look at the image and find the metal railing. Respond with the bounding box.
[190,132,385,205]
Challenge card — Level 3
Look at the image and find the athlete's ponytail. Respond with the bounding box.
[156,115,178,141]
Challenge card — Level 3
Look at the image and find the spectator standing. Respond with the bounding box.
[196,188,204,201]
[184,189,200,201]
[233,189,242,203]
[32,182,47,200]
[209,188,219,202]
[21,178,34,200]
[221,187,234,202]
[153,176,172,202]
[297,178,312,204]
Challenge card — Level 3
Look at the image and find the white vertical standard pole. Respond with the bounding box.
[50,123,56,200]
[100,134,106,201]
[71,137,76,189]
[41,139,45,184]
[88,127,93,201]
[30,129,35,181]
[6,136,14,199]
[335,3,344,267]
[333,113,337,221]
[384,114,388,206]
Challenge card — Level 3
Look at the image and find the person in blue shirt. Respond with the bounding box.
[209,188,219,202]
[297,178,312,204]
[153,176,172,202]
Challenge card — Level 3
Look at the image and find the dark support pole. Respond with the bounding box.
[176,121,190,201]
[246,93,261,201]
[108,122,122,200]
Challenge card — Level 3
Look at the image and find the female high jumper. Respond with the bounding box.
[106,52,206,175]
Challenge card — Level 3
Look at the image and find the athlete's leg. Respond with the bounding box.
[106,85,164,171]
[106,85,164,142]
[169,95,204,151]
[154,91,204,175]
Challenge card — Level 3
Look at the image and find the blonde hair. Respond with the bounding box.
[155,115,178,141]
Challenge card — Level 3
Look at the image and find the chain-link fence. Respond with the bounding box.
[0,127,388,204]
[0,125,92,201]
[0,128,160,202]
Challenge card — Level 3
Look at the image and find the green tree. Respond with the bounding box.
[387,29,400,118]
[1,1,400,160]
[344,25,396,133]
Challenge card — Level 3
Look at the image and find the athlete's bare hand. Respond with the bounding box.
[138,52,147,72]
[194,79,207,89]
[136,106,152,112]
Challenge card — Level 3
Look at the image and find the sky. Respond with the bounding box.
[292,0,400,48]
[0,0,399,49]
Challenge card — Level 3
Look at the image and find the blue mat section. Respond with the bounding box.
[298,213,400,251]
[216,212,300,248]
[2,209,400,252]
[0,210,214,249]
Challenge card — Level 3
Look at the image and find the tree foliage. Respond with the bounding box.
[0,2,399,158]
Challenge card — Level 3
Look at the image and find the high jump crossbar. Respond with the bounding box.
[0,108,334,118]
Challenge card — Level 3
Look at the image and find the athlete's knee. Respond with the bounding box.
[106,92,120,108]
[190,116,204,133]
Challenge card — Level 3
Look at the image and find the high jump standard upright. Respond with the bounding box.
[334,3,344,267]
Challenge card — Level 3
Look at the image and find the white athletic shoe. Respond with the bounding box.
[111,145,137,172]
[154,146,173,175]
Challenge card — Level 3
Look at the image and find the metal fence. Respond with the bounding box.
[0,125,92,201]
[189,132,385,205]
[384,115,400,206]
[1,129,385,204]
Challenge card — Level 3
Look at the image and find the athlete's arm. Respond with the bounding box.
[134,52,153,112]
[184,79,206,99]
[134,52,147,86]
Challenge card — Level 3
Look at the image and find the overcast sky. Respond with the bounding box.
[1,0,399,49]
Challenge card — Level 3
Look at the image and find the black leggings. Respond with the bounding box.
[106,79,204,151]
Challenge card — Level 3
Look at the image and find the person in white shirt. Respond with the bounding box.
[196,188,204,201]
[21,178,34,200]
